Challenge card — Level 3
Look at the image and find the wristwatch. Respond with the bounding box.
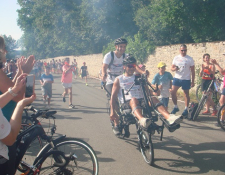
[8,87,18,97]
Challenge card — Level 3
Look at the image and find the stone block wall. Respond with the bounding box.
[47,41,225,87]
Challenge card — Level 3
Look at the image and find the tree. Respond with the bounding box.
[3,35,19,59]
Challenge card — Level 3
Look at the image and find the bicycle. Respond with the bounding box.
[192,79,217,121]
[217,104,225,131]
[15,107,99,174]
[113,74,180,166]
[196,71,222,105]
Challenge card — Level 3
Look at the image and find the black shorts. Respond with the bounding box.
[121,99,146,110]
[201,79,214,91]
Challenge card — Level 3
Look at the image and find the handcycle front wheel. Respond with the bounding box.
[139,130,154,166]
[217,103,225,131]
[37,138,99,175]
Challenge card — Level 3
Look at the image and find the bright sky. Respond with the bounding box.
[0,0,23,40]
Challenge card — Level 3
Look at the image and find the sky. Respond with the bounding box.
[0,0,23,40]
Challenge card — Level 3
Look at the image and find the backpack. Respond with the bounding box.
[108,51,126,69]
[187,102,198,120]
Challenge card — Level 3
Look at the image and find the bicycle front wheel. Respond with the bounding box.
[196,85,202,102]
[38,138,99,175]
[139,130,154,166]
[217,103,225,131]
[192,96,207,121]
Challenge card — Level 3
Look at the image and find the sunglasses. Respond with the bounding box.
[181,50,187,52]
[127,64,136,68]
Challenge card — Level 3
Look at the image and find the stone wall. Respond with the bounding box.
[47,41,225,85]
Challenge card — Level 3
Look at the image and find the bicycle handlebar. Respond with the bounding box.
[25,106,56,120]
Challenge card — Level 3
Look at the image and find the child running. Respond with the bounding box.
[152,62,173,110]
[40,66,54,108]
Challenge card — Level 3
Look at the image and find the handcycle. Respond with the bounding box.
[192,78,220,121]
[15,106,99,174]
[111,74,181,166]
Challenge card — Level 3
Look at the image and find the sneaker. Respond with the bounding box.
[166,114,183,125]
[112,126,120,136]
[63,97,66,102]
[182,109,188,116]
[69,104,75,109]
[171,107,179,114]
[139,118,151,128]
[86,83,88,86]
[47,105,51,109]
[202,110,211,115]
[211,110,218,116]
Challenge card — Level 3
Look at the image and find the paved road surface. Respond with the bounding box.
[17,75,225,175]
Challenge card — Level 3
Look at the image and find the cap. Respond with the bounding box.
[157,62,166,68]
[138,64,146,68]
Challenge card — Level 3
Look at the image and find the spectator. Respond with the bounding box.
[199,53,217,115]
[170,44,195,117]
[152,62,173,110]
[40,66,54,109]
[0,74,36,174]
[0,35,35,175]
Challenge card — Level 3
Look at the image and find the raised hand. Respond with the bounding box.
[18,93,36,107]
[21,55,35,74]
[13,73,27,93]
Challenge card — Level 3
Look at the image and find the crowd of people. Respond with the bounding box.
[101,38,225,136]
[1,33,225,174]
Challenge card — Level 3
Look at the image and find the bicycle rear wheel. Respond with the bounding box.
[192,96,207,121]
[38,138,99,175]
[139,130,154,166]
[217,103,225,131]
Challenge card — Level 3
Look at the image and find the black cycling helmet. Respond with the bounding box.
[123,55,136,65]
[114,38,128,45]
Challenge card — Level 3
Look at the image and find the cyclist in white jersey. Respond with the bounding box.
[110,55,183,135]
[102,38,146,95]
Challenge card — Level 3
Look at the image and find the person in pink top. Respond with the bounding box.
[61,57,75,108]
[211,53,225,125]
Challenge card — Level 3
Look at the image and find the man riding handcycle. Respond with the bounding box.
[110,55,183,136]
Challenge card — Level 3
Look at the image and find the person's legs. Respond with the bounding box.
[129,98,151,128]
[183,90,190,109]
[68,87,72,105]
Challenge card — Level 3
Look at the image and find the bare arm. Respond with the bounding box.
[211,59,225,75]
[190,65,195,87]
[102,63,108,81]
[0,74,27,109]
[1,94,36,146]
[171,64,179,72]
[110,78,120,119]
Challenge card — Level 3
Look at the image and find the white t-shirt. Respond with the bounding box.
[0,109,11,160]
[103,52,127,85]
[172,54,195,80]
[117,74,144,103]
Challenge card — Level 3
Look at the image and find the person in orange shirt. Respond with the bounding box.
[61,58,75,108]
[199,53,217,115]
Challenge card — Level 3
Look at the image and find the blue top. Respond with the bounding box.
[152,71,173,98]
[40,74,54,82]
[0,91,17,121]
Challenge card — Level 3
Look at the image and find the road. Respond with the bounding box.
[20,75,225,175]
